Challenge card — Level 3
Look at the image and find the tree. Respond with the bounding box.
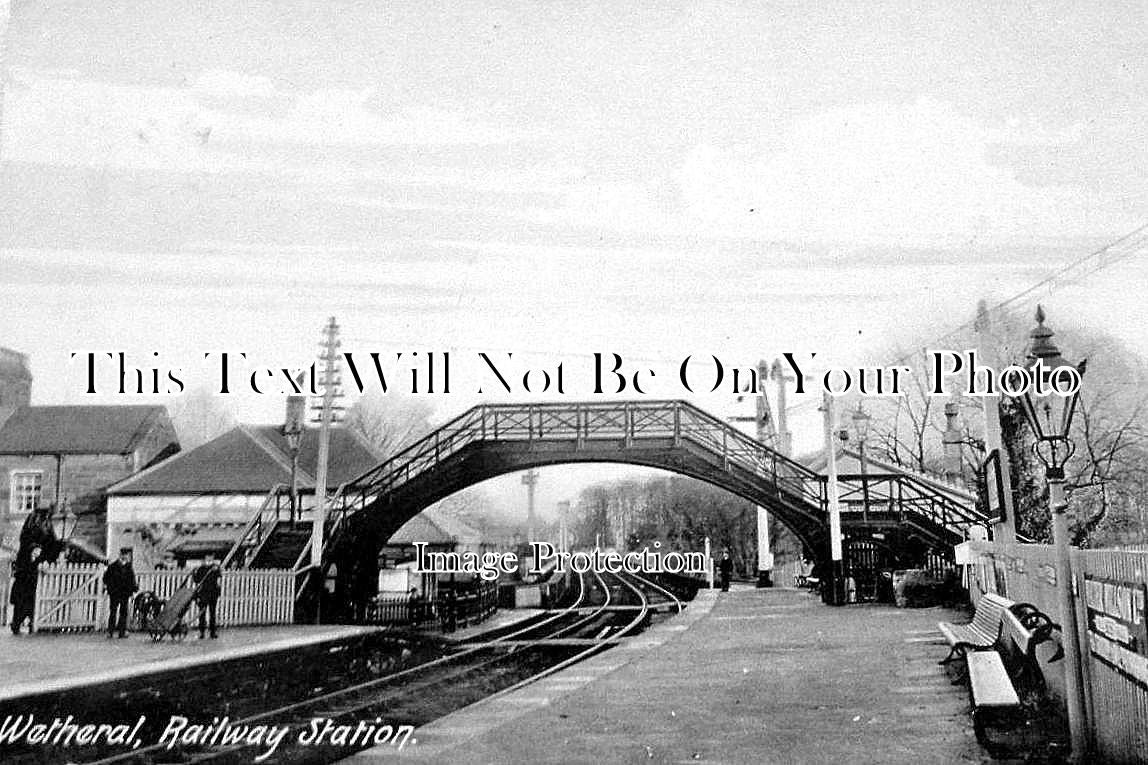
[573,484,610,550]
[865,303,1148,548]
[430,487,521,546]
[999,394,1049,542]
[1054,331,1148,546]
[971,319,1148,547]
[344,392,434,459]
[867,348,944,474]
[167,386,235,449]
[568,474,780,578]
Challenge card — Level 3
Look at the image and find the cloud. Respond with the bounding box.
[231,91,532,146]
[3,71,546,174]
[2,74,245,172]
[674,97,1136,248]
[191,69,279,101]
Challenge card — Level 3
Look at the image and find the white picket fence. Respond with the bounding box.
[27,564,295,632]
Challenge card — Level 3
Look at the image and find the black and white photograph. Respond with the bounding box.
[2,2,1148,763]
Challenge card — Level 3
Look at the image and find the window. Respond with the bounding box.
[10,471,43,515]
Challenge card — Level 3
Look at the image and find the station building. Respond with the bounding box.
[0,347,180,561]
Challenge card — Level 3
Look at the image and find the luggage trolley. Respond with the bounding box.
[139,578,200,641]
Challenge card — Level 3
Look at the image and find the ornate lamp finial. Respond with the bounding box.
[1028,304,1061,363]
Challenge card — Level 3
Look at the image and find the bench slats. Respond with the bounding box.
[968,651,1020,708]
[938,593,1015,654]
[1002,609,1032,655]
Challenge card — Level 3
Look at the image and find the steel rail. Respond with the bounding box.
[625,571,684,614]
[80,571,615,765]
[480,571,651,703]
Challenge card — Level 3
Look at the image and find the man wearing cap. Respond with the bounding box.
[103,547,138,638]
[192,552,222,639]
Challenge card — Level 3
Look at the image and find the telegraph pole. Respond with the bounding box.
[311,317,343,572]
[821,392,845,605]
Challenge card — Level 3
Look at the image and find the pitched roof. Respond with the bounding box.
[800,445,975,501]
[0,405,168,455]
[246,425,381,485]
[108,425,381,495]
[388,508,483,545]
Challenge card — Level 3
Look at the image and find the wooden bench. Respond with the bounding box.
[967,650,1022,746]
[793,574,819,591]
[941,598,1058,751]
[937,592,1014,665]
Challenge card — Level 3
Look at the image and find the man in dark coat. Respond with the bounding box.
[103,547,138,638]
[9,507,62,634]
[10,548,40,634]
[192,553,222,639]
[718,549,733,592]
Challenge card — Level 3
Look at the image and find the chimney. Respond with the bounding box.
[0,347,33,425]
[285,394,306,433]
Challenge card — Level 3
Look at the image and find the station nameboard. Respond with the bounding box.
[1084,574,1148,686]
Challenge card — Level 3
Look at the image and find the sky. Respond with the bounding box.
[2,1,1147,514]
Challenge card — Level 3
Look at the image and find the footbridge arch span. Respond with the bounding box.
[324,400,989,568]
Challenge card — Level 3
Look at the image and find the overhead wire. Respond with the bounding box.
[783,219,1148,413]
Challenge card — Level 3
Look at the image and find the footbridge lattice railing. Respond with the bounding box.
[341,400,827,511]
[321,400,991,561]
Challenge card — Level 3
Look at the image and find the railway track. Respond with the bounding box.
[73,571,683,764]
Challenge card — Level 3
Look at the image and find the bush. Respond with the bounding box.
[893,568,964,607]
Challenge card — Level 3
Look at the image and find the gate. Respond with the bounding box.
[845,539,894,602]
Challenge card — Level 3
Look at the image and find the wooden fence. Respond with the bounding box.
[364,593,435,626]
[966,542,1148,762]
[26,564,295,632]
[365,579,499,631]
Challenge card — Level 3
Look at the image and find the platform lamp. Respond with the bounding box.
[851,403,872,522]
[282,406,305,523]
[50,500,77,553]
[1016,305,1088,760]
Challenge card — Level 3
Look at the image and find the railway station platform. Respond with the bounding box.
[0,624,379,701]
[354,586,992,764]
